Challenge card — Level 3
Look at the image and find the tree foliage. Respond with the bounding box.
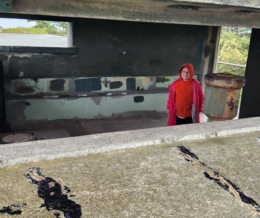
[217,27,251,76]
[2,27,47,34]
[27,20,67,35]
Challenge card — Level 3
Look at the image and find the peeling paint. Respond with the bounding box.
[156,76,171,83]
[90,96,103,105]
[6,76,182,97]
[6,93,167,123]
[16,86,35,94]
[134,96,144,103]
[49,79,66,92]
[75,78,101,92]
[109,81,123,89]
[126,78,136,91]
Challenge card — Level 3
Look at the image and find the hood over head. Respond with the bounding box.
[179,63,194,83]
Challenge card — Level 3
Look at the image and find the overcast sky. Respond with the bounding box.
[0,18,36,29]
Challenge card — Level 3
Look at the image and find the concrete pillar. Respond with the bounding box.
[67,22,73,47]
[200,26,221,94]
[239,28,260,118]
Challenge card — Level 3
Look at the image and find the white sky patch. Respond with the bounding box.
[0,18,36,29]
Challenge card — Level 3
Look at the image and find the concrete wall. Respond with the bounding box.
[2,18,213,124]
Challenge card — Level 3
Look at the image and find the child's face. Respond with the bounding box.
[181,67,190,81]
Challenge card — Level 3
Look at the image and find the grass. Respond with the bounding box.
[2,27,47,34]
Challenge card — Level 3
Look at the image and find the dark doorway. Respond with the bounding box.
[239,29,260,118]
[0,61,5,120]
[0,61,11,133]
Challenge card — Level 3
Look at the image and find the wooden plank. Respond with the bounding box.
[2,0,259,28]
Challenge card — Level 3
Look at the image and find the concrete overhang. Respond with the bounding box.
[1,0,260,28]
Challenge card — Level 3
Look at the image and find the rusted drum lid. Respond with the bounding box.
[204,73,246,89]
[2,134,33,143]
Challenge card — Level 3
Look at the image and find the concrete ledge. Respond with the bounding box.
[1,117,260,168]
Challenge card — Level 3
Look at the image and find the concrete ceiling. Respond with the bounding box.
[1,0,260,27]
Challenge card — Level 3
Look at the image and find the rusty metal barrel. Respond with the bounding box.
[203,73,246,122]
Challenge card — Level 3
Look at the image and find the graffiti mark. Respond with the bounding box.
[24,167,82,218]
[101,78,111,88]
[178,146,260,216]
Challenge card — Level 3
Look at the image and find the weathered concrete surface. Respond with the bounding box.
[0,34,67,47]
[1,127,260,217]
[0,116,260,168]
[78,117,166,134]
[5,0,260,28]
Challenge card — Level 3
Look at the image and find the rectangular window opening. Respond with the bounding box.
[216,26,252,108]
[0,18,72,48]
[217,26,251,77]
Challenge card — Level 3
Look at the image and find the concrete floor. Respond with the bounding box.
[0,116,167,144]
[0,113,208,144]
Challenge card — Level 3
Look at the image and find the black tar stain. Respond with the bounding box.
[24,168,82,218]
[0,206,22,215]
[177,146,199,160]
[54,212,61,217]
[178,146,260,212]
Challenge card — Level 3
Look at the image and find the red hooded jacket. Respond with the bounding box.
[167,63,204,126]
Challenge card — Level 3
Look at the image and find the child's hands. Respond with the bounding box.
[167,109,170,116]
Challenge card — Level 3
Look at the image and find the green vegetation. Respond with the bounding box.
[2,20,67,35]
[217,27,251,76]
[28,20,67,35]
[2,27,47,34]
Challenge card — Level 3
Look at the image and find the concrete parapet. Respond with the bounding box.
[1,117,260,168]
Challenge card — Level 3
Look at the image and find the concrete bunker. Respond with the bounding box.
[1,1,260,217]
[0,0,259,141]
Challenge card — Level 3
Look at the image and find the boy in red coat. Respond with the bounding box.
[167,63,204,126]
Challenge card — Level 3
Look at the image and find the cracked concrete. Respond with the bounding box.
[1,129,260,217]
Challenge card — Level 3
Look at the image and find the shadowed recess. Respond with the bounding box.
[24,167,82,218]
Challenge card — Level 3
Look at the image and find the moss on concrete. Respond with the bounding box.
[1,131,260,217]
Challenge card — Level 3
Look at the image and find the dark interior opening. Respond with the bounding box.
[0,61,5,121]
[0,61,11,133]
